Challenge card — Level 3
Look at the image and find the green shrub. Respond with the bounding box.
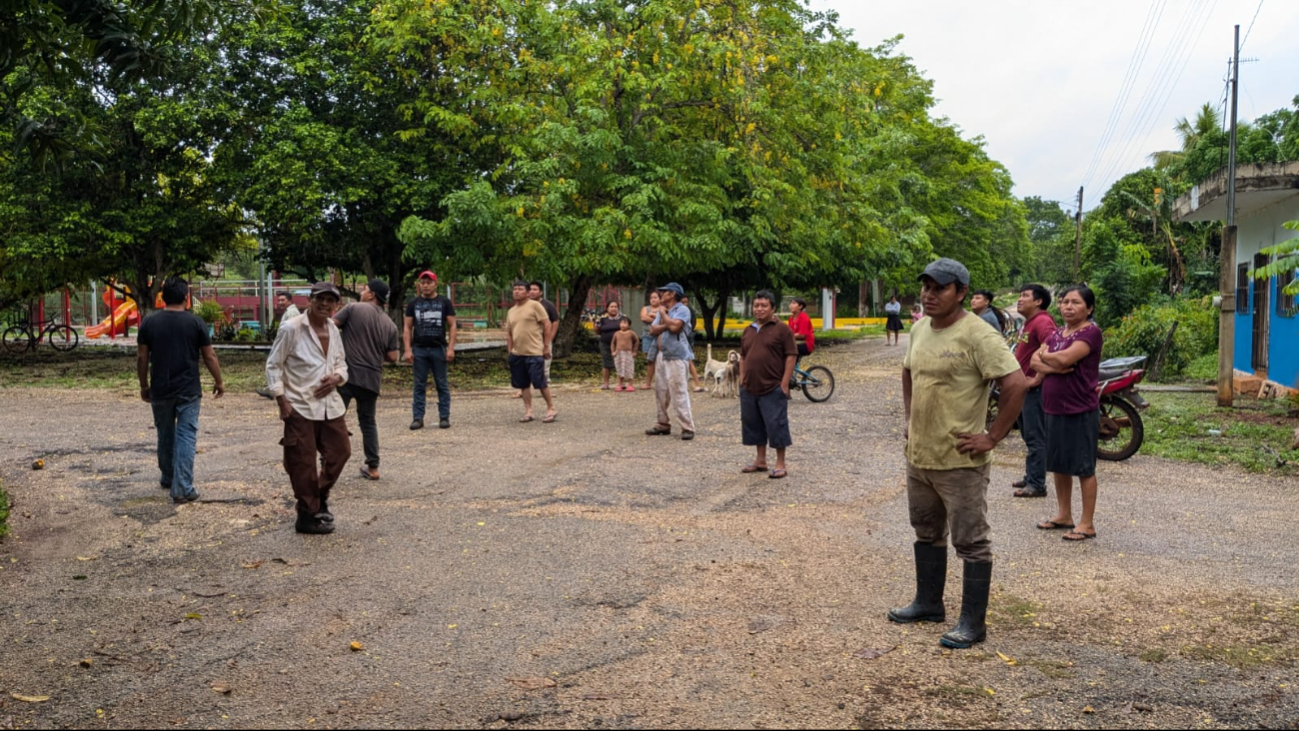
[195,300,225,325]
[1185,353,1218,383]
[0,482,9,541]
[1104,297,1218,381]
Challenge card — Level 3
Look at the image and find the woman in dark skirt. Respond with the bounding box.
[1031,285,1103,541]
[883,294,904,346]
[595,301,623,390]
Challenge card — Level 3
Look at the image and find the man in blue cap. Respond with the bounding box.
[644,282,696,440]
[888,258,1027,649]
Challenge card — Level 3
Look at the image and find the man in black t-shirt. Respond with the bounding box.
[137,278,225,504]
[403,270,457,430]
[528,281,560,385]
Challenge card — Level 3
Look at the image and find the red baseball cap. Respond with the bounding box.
[417,270,438,281]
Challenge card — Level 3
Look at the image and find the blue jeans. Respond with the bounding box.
[152,396,201,500]
[412,345,451,421]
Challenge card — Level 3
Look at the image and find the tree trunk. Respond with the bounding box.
[553,273,594,358]
[714,284,731,340]
[691,285,720,342]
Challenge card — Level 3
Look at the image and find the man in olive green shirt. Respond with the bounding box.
[889,258,1027,651]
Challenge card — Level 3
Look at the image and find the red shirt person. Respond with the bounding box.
[787,297,815,357]
[1009,284,1057,498]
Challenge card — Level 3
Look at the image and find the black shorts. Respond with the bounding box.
[1045,410,1099,478]
[508,354,548,390]
[741,387,793,449]
[797,343,811,358]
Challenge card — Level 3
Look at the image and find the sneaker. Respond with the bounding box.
[410,419,424,430]
[171,492,200,504]
[681,431,695,441]
[295,515,335,535]
[439,418,450,429]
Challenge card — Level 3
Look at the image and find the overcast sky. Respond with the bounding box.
[815,0,1299,211]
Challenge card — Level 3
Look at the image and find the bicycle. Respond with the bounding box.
[791,356,835,402]
[2,317,79,354]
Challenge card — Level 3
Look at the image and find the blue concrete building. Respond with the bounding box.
[1173,162,1299,392]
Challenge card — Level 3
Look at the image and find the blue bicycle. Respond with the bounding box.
[792,358,835,402]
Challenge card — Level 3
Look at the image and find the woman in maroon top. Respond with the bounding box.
[1030,285,1103,542]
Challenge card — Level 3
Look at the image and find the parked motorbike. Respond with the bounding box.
[986,354,1149,461]
[1095,355,1148,461]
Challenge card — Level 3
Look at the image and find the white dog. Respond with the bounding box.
[703,343,728,394]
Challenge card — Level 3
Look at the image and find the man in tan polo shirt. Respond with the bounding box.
[505,280,556,423]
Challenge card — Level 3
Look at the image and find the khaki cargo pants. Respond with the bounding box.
[906,462,993,563]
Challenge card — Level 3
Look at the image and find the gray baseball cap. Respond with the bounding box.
[310,281,341,299]
[917,258,970,287]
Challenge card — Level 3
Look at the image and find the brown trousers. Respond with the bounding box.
[906,462,993,563]
[282,412,351,517]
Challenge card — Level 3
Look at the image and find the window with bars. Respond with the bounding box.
[1236,263,1250,313]
[1279,260,1297,318]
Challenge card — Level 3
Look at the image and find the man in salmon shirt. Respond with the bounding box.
[1011,284,1058,498]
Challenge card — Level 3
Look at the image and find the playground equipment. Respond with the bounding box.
[84,285,186,339]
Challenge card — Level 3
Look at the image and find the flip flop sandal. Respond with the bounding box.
[1037,520,1075,530]
[1063,531,1097,541]
[769,469,788,479]
[359,467,380,481]
[1014,488,1048,498]
[542,414,557,423]
[519,415,535,423]
[1011,479,1027,488]
[741,464,769,474]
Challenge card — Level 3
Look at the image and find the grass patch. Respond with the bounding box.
[1142,392,1299,474]
[1020,658,1075,679]
[1184,353,1218,383]
[0,480,9,541]
[1180,643,1295,669]
[1138,649,1169,663]
[989,593,1042,629]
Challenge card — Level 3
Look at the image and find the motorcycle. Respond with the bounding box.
[1095,355,1148,461]
[985,354,1149,461]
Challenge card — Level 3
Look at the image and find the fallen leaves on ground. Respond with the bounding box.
[211,682,232,695]
[349,642,364,652]
[996,651,1017,666]
[241,561,262,570]
[507,677,557,690]
[10,695,50,703]
[184,613,202,621]
[852,647,896,660]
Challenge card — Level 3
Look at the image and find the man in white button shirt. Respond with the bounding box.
[266,282,351,535]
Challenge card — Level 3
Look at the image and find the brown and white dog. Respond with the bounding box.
[703,343,729,394]
[720,350,742,398]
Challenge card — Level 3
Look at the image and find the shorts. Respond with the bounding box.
[797,342,811,358]
[508,354,548,390]
[740,386,792,449]
[642,334,658,359]
[1045,410,1099,478]
[614,350,635,380]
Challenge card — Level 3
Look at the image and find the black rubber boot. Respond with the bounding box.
[940,560,992,649]
[887,542,947,624]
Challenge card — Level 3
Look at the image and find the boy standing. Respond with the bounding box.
[611,317,639,391]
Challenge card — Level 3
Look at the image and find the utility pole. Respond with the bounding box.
[1217,25,1240,408]
[1073,186,1084,280]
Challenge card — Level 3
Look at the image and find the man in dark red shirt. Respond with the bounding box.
[1012,284,1057,498]
[739,291,799,479]
[787,297,815,358]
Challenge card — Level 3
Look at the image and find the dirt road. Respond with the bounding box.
[1,338,1296,729]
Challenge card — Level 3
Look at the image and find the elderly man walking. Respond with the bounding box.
[335,279,400,481]
[506,280,556,423]
[267,282,351,535]
[644,282,696,440]
[739,290,798,478]
[137,277,225,504]
[889,258,1027,649]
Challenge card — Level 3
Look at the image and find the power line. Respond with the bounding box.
[1079,0,1168,192]
[1087,0,1219,208]
[1087,0,1213,202]
[1240,0,1264,52]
